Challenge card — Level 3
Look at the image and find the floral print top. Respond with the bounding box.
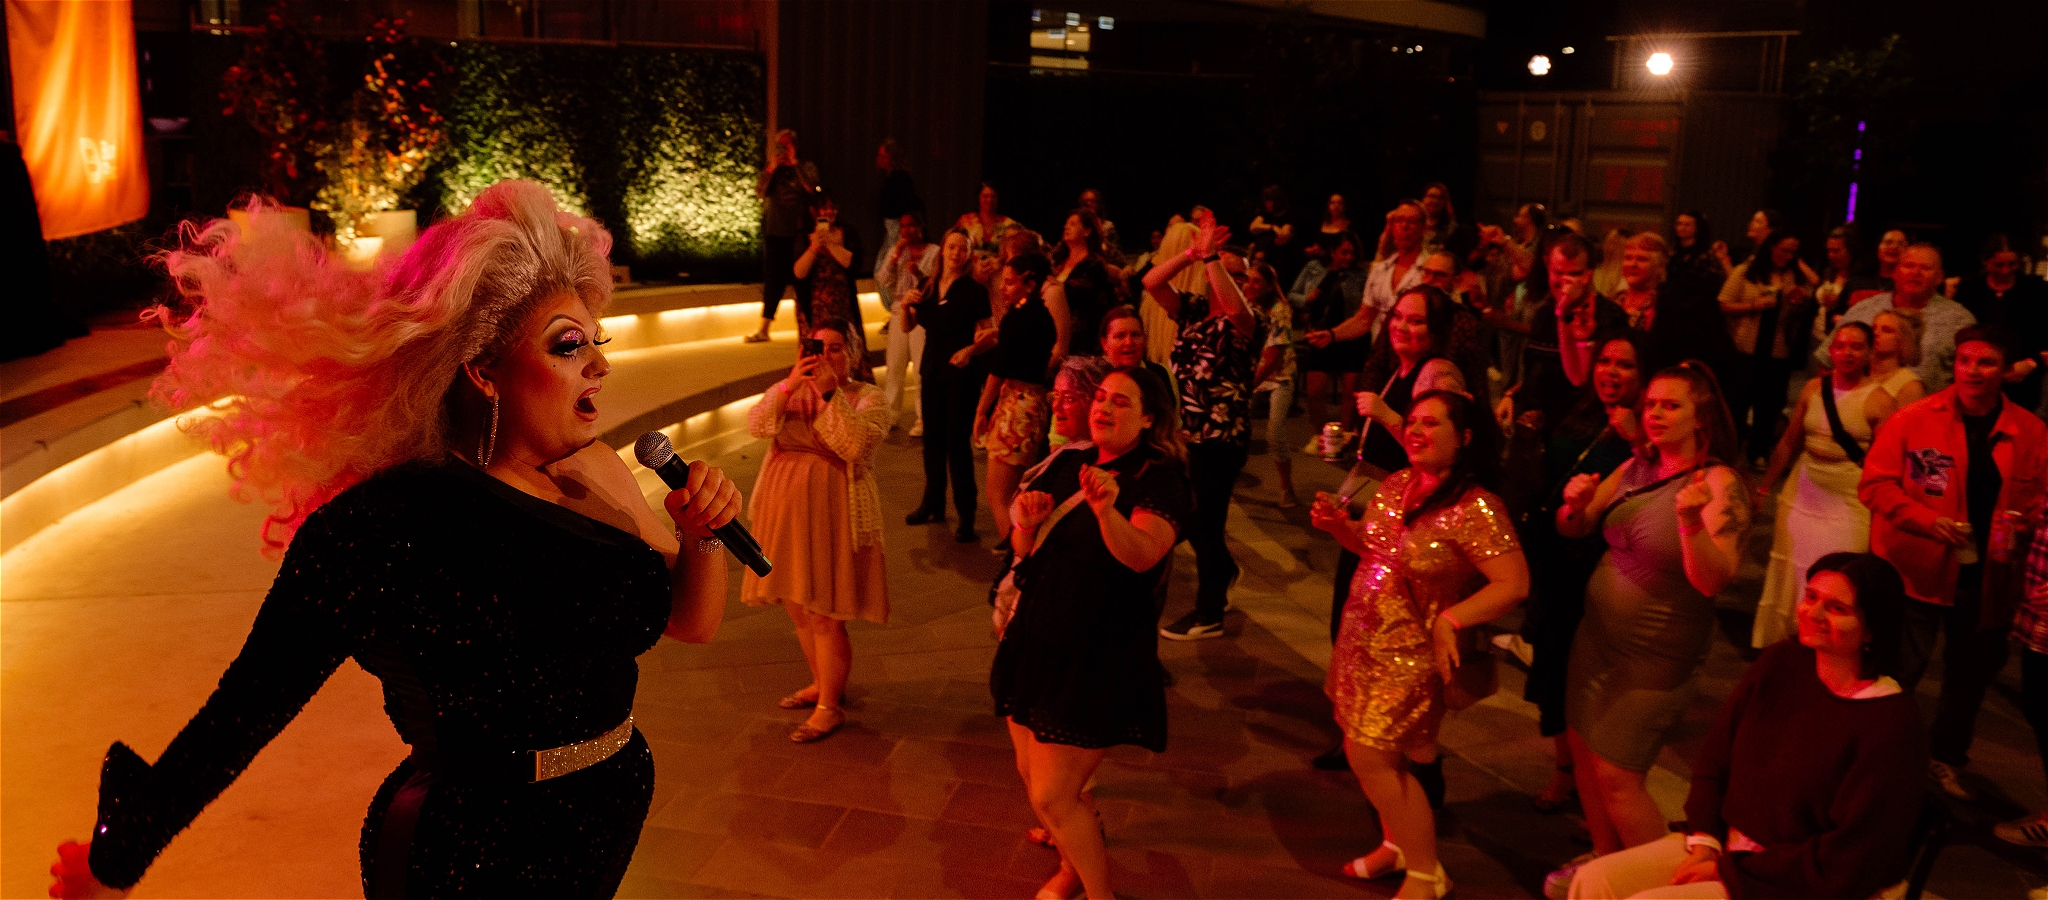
[1171,292,1267,447]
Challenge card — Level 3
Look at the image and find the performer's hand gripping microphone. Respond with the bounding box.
[635,432,772,576]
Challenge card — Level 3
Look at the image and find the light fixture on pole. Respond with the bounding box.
[1646,52,1674,76]
[1528,54,1552,76]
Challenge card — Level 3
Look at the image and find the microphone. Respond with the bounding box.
[634,432,772,577]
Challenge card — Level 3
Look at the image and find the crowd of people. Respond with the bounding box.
[42,126,2048,900]
[744,133,2048,899]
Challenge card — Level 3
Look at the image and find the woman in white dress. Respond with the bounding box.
[1750,322,1895,647]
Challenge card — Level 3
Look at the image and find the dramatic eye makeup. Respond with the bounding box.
[547,325,610,357]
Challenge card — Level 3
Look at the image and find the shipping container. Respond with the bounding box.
[1475,90,1786,246]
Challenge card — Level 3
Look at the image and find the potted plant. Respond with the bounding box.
[314,18,447,263]
[219,0,327,225]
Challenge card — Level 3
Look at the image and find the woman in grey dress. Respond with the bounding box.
[1553,361,1751,869]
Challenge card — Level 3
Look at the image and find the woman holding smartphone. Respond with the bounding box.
[794,193,869,378]
[743,319,894,743]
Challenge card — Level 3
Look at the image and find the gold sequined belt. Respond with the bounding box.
[532,717,634,782]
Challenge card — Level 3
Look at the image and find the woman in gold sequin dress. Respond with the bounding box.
[1312,390,1529,899]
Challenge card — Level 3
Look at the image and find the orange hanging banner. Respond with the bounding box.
[6,0,149,240]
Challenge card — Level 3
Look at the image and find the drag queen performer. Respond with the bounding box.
[49,181,740,899]
[1312,390,1529,899]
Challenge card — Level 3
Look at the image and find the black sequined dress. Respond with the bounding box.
[87,462,673,898]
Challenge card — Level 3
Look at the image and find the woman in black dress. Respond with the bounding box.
[50,181,741,899]
[991,365,1190,900]
[1049,208,1118,358]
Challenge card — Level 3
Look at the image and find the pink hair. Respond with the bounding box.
[150,181,615,554]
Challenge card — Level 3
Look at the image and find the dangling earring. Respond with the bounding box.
[480,394,499,467]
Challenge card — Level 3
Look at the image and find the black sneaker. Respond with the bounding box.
[906,507,942,526]
[955,526,979,543]
[1312,744,1349,770]
[1160,612,1224,641]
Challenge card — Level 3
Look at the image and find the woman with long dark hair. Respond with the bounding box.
[976,253,1066,548]
[47,182,742,898]
[1298,230,1371,435]
[1508,333,1650,814]
[1549,362,1750,892]
[991,365,1190,900]
[1313,389,1529,899]
[1312,285,1473,773]
[1666,209,1726,293]
[1719,230,1815,461]
[1570,553,1925,899]
[1049,208,1117,358]
[792,192,867,361]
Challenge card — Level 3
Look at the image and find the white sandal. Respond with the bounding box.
[1341,840,1405,879]
[1403,864,1453,898]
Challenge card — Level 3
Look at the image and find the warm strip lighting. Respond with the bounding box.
[0,402,218,553]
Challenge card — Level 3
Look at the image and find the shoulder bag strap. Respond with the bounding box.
[1816,374,1867,465]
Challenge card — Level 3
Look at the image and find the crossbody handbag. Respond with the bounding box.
[1815,375,1866,465]
[991,453,1153,636]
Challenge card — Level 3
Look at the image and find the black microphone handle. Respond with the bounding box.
[653,458,773,577]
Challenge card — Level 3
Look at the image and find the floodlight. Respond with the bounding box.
[1646,52,1674,76]
[1528,55,1552,76]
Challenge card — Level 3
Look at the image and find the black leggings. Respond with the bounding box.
[1188,441,1249,620]
[918,365,981,522]
[761,236,809,322]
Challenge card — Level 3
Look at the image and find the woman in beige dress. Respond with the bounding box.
[1750,323,1895,647]
[744,318,893,742]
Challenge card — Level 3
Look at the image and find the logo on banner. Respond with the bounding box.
[79,138,118,184]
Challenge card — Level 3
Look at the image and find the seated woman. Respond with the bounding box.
[743,319,894,743]
[1569,552,1926,899]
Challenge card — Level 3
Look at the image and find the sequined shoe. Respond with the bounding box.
[791,706,843,743]
[1543,851,1598,900]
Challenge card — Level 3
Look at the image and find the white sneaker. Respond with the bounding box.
[1492,633,1535,667]
[908,421,924,437]
[1997,811,2048,847]
[1929,760,1977,802]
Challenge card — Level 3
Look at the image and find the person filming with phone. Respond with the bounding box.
[742,318,895,743]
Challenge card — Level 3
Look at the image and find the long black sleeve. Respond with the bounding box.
[89,511,357,889]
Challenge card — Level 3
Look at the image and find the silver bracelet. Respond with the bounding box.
[675,528,724,553]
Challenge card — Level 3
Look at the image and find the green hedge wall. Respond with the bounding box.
[430,43,765,278]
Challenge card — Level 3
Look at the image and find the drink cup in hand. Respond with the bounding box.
[1953,521,1978,565]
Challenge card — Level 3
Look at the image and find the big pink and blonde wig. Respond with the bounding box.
[150,180,615,553]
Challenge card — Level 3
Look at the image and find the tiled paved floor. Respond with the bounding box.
[610,419,2048,898]
[6,409,2047,897]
